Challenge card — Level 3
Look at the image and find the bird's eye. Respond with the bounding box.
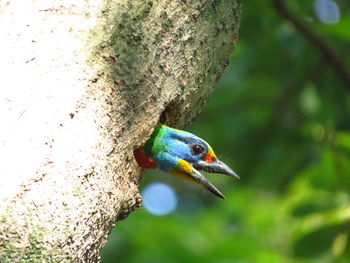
[190,144,205,155]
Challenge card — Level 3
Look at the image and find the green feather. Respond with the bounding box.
[144,125,165,157]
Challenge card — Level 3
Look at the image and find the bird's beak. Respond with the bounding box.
[194,160,240,179]
[190,159,239,199]
[189,168,227,199]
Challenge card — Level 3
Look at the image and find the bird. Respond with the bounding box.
[133,124,239,199]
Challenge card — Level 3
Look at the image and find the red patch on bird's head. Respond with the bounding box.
[204,153,213,163]
[133,148,158,169]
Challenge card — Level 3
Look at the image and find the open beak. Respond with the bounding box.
[190,159,239,199]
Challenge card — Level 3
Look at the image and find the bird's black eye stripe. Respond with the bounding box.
[171,134,193,144]
[190,144,206,155]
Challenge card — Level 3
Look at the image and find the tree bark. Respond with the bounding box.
[0,0,241,262]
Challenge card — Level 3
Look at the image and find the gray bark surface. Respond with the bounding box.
[0,0,241,262]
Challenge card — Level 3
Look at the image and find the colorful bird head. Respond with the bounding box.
[134,125,239,199]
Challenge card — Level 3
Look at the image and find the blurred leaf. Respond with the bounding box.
[299,84,321,116]
[336,131,350,151]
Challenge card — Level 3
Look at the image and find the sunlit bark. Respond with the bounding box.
[0,0,240,261]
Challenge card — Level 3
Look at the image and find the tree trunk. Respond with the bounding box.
[0,0,241,262]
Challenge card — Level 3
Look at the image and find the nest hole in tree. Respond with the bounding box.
[159,100,181,127]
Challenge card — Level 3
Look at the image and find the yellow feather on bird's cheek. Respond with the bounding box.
[169,159,197,183]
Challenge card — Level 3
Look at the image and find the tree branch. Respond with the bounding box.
[272,0,350,88]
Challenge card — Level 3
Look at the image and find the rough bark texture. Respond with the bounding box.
[0,0,240,262]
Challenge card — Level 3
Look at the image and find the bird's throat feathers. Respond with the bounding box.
[170,159,197,183]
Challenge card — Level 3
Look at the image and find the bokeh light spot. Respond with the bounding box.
[314,0,340,24]
[142,182,178,216]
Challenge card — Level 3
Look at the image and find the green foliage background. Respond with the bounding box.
[102,1,350,262]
